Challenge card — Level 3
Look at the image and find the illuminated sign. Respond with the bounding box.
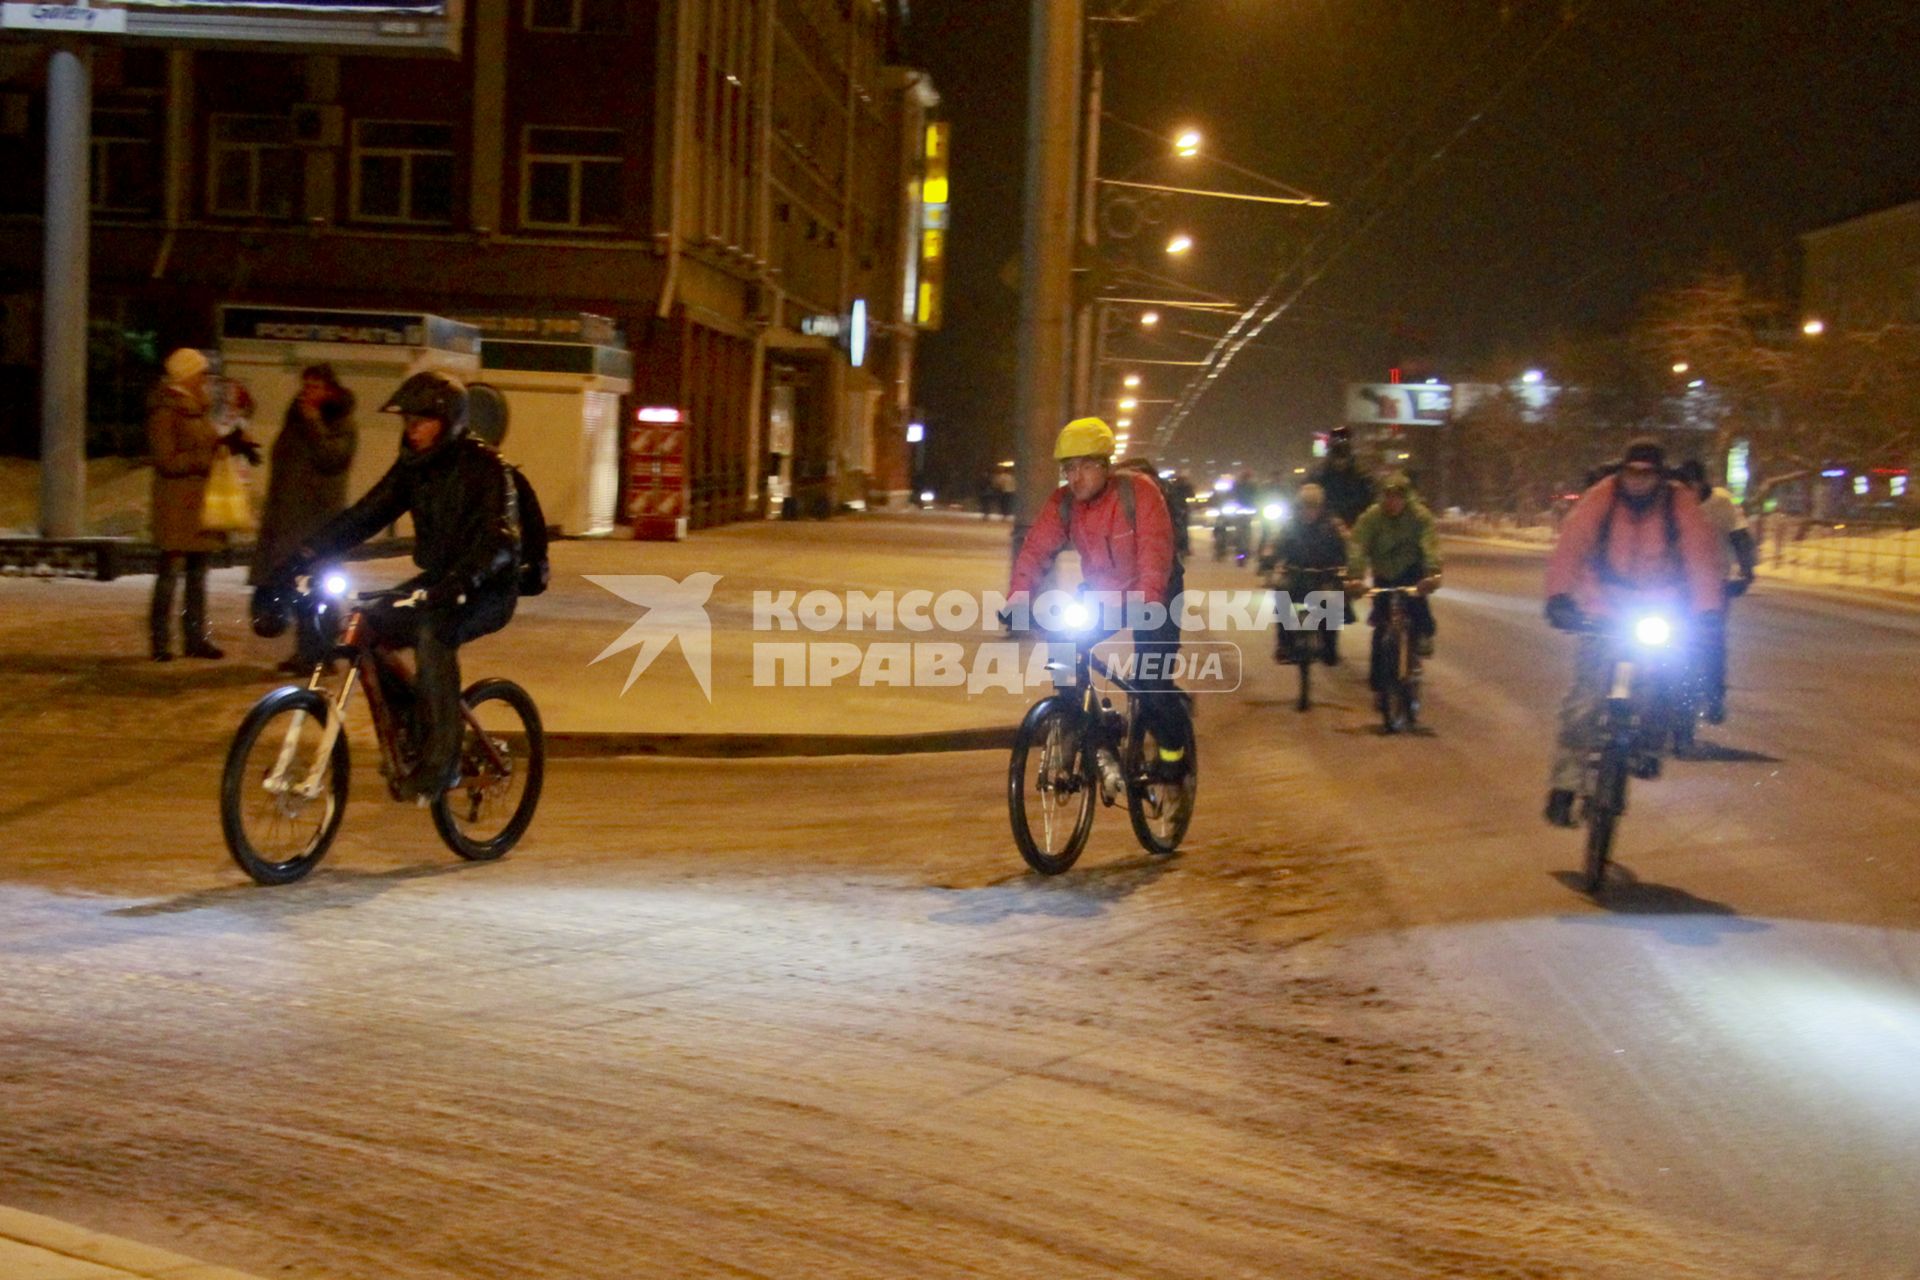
[1725,439,1750,503]
[1,5,128,32]
[1345,382,1452,426]
[218,305,478,353]
[849,298,868,369]
[913,122,949,330]
[48,0,465,53]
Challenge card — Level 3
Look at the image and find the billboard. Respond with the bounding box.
[1345,382,1452,427]
[0,0,462,53]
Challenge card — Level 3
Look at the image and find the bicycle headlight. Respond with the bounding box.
[322,571,350,598]
[1634,614,1673,647]
[1263,502,1286,522]
[1062,601,1093,632]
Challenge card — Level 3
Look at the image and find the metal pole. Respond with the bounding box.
[1012,0,1083,541]
[39,44,92,539]
[1070,25,1101,418]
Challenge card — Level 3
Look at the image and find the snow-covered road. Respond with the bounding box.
[2,538,1915,1278]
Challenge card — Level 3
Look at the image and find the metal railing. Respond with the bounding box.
[1438,511,1920,593]
[1757,515,1919,590]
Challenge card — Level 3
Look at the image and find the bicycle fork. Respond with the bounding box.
[268,668,359,801]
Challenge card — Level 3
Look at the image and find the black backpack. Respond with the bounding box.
[500,459,551,596]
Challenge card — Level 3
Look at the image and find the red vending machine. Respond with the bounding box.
[626,407,689,541]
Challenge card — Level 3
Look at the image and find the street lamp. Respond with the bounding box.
[1140,311,1160,327]
[1123,373,1142,389]
[1119,396,1139,411]
[1117,417,1132,428]
[1522,369,1545,385]
[1165,233,1193,256]
[1173,128,1202,158]
[1802,317,1826,337]
[1671,361,1689,375]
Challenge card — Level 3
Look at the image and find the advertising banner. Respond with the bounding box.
[1345,383,1452,427]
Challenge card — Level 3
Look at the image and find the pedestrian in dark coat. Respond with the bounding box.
[148,348,254,661]
[251,366,358,670]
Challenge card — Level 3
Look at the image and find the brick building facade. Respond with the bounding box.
[0,0,940,526]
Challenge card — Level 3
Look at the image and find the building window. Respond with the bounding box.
[521,127,623,230]
[92,107,160,215]
[351,120,456,225]
[208,114,300,219]
[524,0,625,32]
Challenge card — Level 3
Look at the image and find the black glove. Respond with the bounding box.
[270,548,312,588]
[225,431,263,466]
[1725,577,1752,599]
[1544,593,1582,632]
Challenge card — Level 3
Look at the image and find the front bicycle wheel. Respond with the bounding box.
[1582,753,1626,893]
[431,678,545,861]
[221,686,350,885]
[1009,697,1096,875]
[1127,700,1197,856]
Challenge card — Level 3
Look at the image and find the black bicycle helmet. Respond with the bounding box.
[381,370,469,431]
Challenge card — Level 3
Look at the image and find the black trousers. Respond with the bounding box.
[1131,564,1191,762]
[363,588,514,789]
[149,553,210,652]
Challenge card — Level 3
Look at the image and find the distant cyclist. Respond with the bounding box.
[1345,473,1442,682]
[1673,458,1756,724]
[1008,417,1189,779]
[1264,483,1349,665]
[1309,425,1376,527]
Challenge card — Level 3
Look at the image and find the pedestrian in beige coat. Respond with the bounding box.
[147,347,257,660]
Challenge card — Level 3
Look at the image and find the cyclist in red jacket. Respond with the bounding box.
[1540,437,1724,826]
[1008,417,1188,778]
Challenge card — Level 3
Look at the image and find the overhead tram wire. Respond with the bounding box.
[1151,0,1600,452]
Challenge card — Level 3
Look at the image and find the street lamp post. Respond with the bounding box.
[1014,0,1085,540]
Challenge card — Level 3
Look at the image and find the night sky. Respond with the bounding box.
[902,0,1920,490]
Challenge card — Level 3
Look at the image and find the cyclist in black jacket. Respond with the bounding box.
[258,371,521,800]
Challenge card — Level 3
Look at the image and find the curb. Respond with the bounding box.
[0,1205,276,1280]
[539,725,1016,759]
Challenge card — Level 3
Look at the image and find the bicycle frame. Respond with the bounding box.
[272,589,511,801]
[1045,638,1140,757]
[1368,587,1419,676]
[1591,623,1688,771]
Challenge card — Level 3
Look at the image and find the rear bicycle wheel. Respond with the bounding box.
[431,678,545,860]
[1296,649,1313,711]
[1126,700,1197,856]
[1009,697,1096,875]
[221,687,349,885]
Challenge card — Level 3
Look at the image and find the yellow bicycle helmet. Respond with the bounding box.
[1054,416,1116,461]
